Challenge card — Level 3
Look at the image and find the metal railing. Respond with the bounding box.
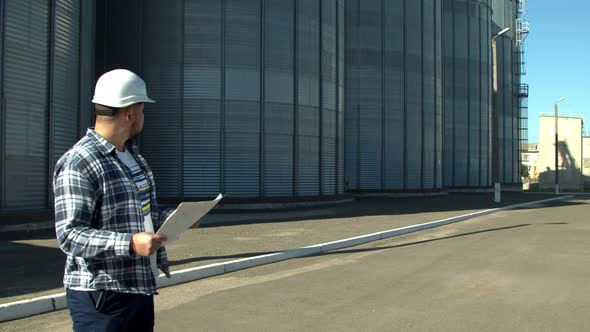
[518,83,529,97]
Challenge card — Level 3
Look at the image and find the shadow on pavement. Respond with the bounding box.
[202,193,584,227]
[0,239,64,299]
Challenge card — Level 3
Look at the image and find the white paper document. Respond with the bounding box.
[156,193,223,244]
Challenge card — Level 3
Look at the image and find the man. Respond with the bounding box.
[54,69,171,331]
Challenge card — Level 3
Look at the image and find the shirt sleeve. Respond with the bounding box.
[157,246,169,275]
[155,206,175,230]
[54,165,133,259]
[155,206,173,274]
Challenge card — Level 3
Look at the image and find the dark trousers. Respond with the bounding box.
[66,289,154,332]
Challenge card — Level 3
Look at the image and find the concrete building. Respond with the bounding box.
[582,137,590,188]
[521,143,538,181]
[538,114,583,191]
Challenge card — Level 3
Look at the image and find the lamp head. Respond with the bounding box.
[498,28,511,36]
[492,28,511,41]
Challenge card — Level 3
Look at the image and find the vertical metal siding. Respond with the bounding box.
[382,0,405,190]
[513,0,520,184]
[443,0,455,187]
[453,0,468,187]
[264,0,294,196]
[507,0,517,184]
[183,0,222,197]
[480,2,490,186]
[1,0,86,214]
[501,0,511,182]
[217,0,261,197]
[322,0,338,194]
[102,0,344,200]
[141,0,183,198]
[423,0,436,188]
[344,0,359,191]
[337,0,345,193]
[467,1,480,186]
[435,0,444,188]
[225,0,261,197]
[3,0,50,210]
[500,10,507,183]
[0,0,5,210]
[346,0,443,192]
[51,0,80,171]
[100,0,142,73]
[443,0,492,188]
[502,36,513,182]
[297,0,320,196]
[346,0,442,191]
[513,46,520,183]
[405,0,423,189]
[492,0,519,185]
[78,1,95,137]
[359,0,383,190]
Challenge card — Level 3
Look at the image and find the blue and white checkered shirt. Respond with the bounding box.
[53,129,173,295]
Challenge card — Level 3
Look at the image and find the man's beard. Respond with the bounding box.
[129,121,143,140]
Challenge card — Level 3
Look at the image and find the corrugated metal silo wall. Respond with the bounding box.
[0,0,93,216]
[345,0,444,191]
[492,0,520,184]
[443,0,492,188]
[100,0,345,201]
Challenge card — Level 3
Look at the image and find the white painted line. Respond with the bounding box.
[156,262,226,288]
[308,233,382,253]
[0,195,572,322]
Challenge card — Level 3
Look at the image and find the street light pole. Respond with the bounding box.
[492,27,510,203]
[554,97,566,194]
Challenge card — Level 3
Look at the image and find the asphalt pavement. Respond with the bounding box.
[0,192,567,322]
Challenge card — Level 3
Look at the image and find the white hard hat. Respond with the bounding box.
[92,69,155,108]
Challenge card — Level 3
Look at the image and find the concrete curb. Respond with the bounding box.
[0,195,572,322]
[0,293,66,324]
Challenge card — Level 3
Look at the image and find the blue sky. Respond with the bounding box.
[525,0,590,143]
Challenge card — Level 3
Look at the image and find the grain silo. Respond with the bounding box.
[443,0,493,188]
[345,0,444,192]
[492,0,521,185]
[0,0,93,220]
[0,0,527,224]
[97,0,346,202]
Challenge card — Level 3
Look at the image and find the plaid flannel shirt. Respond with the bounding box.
[54,129,173,295]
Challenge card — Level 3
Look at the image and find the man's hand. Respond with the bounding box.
[131,232,167,256]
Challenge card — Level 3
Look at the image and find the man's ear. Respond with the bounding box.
[125,107,134,121]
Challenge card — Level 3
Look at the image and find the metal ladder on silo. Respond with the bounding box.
[516,0,530,168]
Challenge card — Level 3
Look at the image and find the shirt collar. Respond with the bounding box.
[87,128,138,156]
